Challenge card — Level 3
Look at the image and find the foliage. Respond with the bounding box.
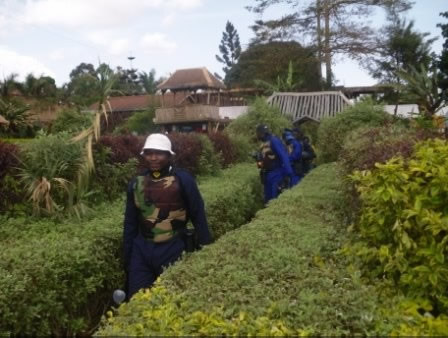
[207,131,237,167]
[317,99,392,163]
[18,132,84,215]
[97,134,144,165]
[216,21,241,84]
[0,162,263,335]
[254,60,301,94]
[366,18,435,86]
[226,132,253,163]
[96,163,395,336]
[396,65,446,118]
[0,99,32,137]
[50,108,93,134]
[118,108,157,135]
[0,200,125,336]
[138,69,159,94]
[226,96,291,147]
[196,134,222,177]
[348,139,448,315]
[437,12,448,91]
[226,41,321,90]
[0,141,24,213]
[247,0,413,87]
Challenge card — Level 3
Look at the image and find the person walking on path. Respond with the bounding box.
[282,130,303,186]
[123,133,212,299]
[256,124,294,203]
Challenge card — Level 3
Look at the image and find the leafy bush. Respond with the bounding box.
[97,134,144,164]
[0,163,263,335]
[50,109,93,134]
[196,134,222,177]
[0,141,24,213]
[97,164,395,336]
[226,132,253,163]
[226,97,291,146]
[199,163,262,238]
[118,108,157,135]
[0,201,125,336]
[348,139,448,315]
[207,132,237,167]
[19,132,84,214]
[317,99,392,163]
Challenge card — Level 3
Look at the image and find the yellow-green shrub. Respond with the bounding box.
[96,164,391,336]
[0,163,262,335]
[348,138,448,314]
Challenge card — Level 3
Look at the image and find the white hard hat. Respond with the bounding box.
[141,133,175,155]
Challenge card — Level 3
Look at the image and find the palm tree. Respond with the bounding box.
[0,99,31,135]
[0,74,20,99]
[396,65,447,118]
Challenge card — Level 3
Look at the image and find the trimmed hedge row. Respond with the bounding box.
[0,162,262,335]
[96,164,398,336]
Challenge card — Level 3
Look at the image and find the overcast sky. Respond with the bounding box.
[0,0,446,87]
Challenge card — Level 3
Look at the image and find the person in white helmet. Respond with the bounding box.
[123,133,212,299]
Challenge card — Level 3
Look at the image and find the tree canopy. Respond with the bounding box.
[227,41,322,91]
[246,0,414,87]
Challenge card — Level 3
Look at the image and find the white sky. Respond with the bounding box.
[0,0,446,87]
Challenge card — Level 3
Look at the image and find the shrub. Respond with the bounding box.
[348,139,448,315]
[119,108,158,135]
[50,109,93,134]
[96,164,395,336]
[97,134,144,164]
[199,163,263,238]
[207,132,237,167]
[226,97,291,146]
[0,141,24,213]
[169,132,203,174]
[196,134,222,177]
[19,132,84,214]
[0,163,263,335]
[317,99,392,163]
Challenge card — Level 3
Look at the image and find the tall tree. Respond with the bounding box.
[216,21,242,83]
[247,0,413,87]
[227,41,322,90]
[366,18,435,85]
[139,69,159,94]
[437,11,448,91]
[0,74,20,99]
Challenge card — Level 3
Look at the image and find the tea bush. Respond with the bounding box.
[0,162,262,335]
[348,139,448,315]
[96,164,394,336]
[317,99,392,163]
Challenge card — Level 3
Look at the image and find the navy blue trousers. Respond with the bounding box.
[128,234,185,299]
[264,168,285,203]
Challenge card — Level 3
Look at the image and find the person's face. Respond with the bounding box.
[142,149,171,171]
[256,130,264,141]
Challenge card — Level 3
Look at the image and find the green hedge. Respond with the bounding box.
[96,164,398,336]
[0,162,262,335]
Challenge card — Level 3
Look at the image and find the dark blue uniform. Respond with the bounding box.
[123,167,211,298]
[259,134,293,203]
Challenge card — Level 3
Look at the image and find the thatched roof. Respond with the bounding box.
[158,67,225,92]
[0,114,9,125]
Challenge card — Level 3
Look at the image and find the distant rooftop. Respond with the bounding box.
[157,67,226,92]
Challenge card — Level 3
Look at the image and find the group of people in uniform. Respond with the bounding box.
[255,124,315,203]
[120,128,315,300]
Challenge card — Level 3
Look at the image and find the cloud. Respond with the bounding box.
[48,49,65,61]
[11,0,203,29]
[140,33,177,53]
[0,46,55,80]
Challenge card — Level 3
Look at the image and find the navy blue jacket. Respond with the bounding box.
[264,134,294,176]
[123,168,212,268]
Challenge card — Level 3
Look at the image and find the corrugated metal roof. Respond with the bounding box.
[158,67,225,91]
